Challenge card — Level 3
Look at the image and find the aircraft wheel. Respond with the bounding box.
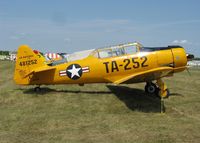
[34,87,41,92]
[145,82,158,94]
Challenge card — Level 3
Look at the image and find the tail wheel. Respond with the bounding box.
[34,86,41,92]
[145,82,158,94]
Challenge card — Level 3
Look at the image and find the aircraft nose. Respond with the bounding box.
[186,53,194,61]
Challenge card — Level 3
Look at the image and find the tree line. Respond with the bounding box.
[0,51,9,55]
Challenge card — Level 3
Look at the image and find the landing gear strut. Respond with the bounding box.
[145,80,170,98]
[145,79,170,113]
[156,79,170,99]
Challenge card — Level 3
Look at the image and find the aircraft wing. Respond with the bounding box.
[23,66,56,78]
[111,67,174,84]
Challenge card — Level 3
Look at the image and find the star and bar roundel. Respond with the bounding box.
[59,64,90,80]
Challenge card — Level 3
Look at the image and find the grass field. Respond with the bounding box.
[0,60,200,143]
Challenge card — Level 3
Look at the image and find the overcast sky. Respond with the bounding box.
[0,0,200,56]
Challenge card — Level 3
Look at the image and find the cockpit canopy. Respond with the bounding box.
[91,42,143,58]
[46,42,182,66]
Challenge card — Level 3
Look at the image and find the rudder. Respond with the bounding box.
[14,45,46,85]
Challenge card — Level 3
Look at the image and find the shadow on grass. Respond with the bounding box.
[107,85,161,113]
[19,85,162,113]
[169,93,183,97]
[21,87,113,95]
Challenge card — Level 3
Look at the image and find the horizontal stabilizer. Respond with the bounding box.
[23,66,56,78]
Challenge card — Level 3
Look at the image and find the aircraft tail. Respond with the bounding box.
[14,45,46,85]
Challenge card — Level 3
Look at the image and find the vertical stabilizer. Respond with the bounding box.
[14,45,46,85]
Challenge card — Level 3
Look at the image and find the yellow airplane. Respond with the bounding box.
[14,42,192,98]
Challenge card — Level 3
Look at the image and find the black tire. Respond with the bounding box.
[145,82,158,94]
[34,87,41,92]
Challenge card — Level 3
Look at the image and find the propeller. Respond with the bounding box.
[186,66,191,76]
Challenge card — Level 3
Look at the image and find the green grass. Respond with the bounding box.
[0,60,200,143]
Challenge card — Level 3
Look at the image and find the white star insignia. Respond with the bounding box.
[67,65,81,79]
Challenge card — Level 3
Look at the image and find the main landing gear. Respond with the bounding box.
[145,79,170,98]
[145,82,159,95]
[145,79,170,113]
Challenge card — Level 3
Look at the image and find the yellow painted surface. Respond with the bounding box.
[14,45,187,86]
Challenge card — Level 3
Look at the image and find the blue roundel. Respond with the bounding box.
[66,64,82,80]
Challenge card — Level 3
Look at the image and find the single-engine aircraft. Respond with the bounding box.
[14,42,193,99]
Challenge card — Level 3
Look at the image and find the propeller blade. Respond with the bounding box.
[186,67,191,76]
